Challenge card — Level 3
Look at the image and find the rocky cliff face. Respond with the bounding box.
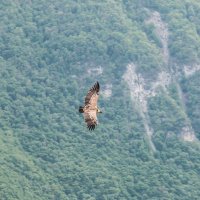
[124,11,199,151]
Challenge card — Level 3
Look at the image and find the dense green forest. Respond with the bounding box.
[0,0,200,199]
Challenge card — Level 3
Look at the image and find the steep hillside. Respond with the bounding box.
[0,0,200,199]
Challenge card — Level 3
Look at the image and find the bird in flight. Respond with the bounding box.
[79,81,102,130]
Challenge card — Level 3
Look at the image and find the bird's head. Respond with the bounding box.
[97,108,102,113]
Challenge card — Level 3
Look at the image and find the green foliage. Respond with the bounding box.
[145,0,200,64]
[0,0,200,199]
[149,93,186,133]
[181,73,200,139]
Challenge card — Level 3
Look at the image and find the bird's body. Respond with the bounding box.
[79,82,102,130]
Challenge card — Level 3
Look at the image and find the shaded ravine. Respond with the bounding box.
[176,83,197,141]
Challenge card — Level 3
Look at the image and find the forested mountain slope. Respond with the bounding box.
[0,0,200,199]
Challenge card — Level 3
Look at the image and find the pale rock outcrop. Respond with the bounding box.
[180,126,197,142]
[146,11,169,64]
[183,64,200,78]
[87,66,103,75]
[123,63,157,152]
[102,84,112,99]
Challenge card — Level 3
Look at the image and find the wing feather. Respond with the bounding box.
[83,82,100,130]
[84,109,98,130]
[85,82,100,108]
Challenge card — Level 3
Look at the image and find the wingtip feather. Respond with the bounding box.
[95,81,100,92]
[88,124,96,131]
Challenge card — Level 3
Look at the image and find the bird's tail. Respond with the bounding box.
[79,106,84,113]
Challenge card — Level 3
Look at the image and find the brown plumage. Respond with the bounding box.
[79,82,102,130]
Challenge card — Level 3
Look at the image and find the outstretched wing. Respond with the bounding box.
[85,81,100,108]
[84,109,98,130]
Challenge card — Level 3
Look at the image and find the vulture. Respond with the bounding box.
[79,81,102,130]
